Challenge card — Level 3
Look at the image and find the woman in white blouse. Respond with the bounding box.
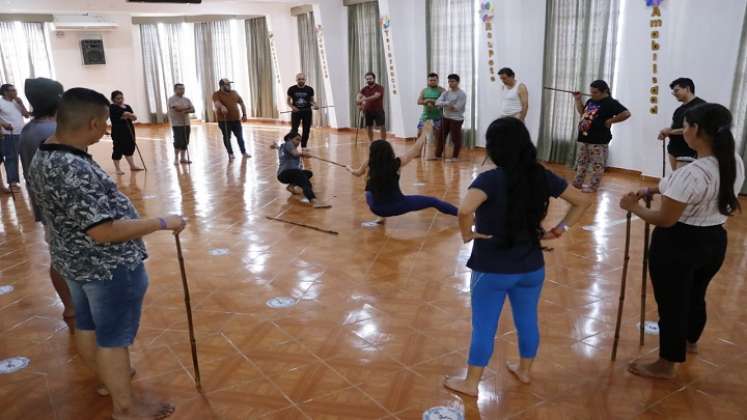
[620,102,744,379]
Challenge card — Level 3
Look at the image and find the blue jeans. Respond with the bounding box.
[468,268,545,367]
[365,191,457,218]
[1,134,20,184]
[218,120,246,155]
[66,263,149,348]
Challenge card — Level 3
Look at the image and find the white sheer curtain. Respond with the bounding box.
[194,20,250,122]
[0,21,54,101]
[732,4,747,193]
[426,0,476,146]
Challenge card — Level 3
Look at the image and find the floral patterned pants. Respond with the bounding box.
[573,143,608,191]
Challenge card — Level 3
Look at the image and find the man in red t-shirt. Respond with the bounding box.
[356,72,386,142]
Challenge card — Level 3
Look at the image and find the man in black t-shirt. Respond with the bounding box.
[572,79,631,193]
[287,73,319,148]
[658,78,705,170]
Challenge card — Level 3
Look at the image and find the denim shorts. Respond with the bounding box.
[417,118,442,130]
[66,263,149,347]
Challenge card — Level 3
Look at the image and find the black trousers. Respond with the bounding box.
[649,222,727,362]
[291,109,312,148]
[172,126,191,150]
[218,120,246,155]
[278,169,315,200]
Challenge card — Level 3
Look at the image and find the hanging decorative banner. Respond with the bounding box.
[267,32,283,86]
[379,16,398,95]
[647,1,663,114]
[480,1,497,82]
[315,25,330,80]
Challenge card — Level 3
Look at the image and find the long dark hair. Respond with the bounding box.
[486,117,550,245]
[683,103,741,216]
[367,140,400,200]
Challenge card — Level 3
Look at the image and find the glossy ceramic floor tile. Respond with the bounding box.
[1,122,746,419]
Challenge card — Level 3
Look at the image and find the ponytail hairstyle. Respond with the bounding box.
[485,117,550,245]
[683,103,741,216]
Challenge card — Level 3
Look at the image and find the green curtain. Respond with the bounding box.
[732,3,747,193]
[297,12,327,127]
[537,0,620,165]
[348,2,390,130]
[425,0,477,148]
[246,17,278,118]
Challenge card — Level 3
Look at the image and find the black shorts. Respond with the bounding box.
[667,137,697,162]
[365,110,385,127]
[172,126,191,150]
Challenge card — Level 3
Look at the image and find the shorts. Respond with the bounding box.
[417,118,442,130]
[365,110,386,127]
[66,263,149,347]
[667,137,697,162]
[172,126,191,150]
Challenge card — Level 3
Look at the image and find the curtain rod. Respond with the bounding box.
[0,14,54,22]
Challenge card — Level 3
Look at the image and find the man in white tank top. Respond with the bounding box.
[498,68,528,121]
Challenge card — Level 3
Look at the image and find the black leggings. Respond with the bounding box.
[649,222,727,363]
[278,169,315,200]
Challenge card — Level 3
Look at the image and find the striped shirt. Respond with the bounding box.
[659,154,745,226]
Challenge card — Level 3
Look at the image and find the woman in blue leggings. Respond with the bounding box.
[443,117,589,397]
[346,121,457,225]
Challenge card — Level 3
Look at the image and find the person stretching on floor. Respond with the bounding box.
[444,117,589,397]
[270,131,331,209]
[346,121,458,225]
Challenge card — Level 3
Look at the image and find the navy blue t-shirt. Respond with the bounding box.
[466,167,568,274]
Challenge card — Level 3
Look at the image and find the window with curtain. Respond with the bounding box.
[297,12,327,127]
[732,4,747,193]
[426,0,477,147]
[348,1,389,130]
[245,17,278,119]
[0,21,54,101]
[537,0,620,165]
[194,20,250,122]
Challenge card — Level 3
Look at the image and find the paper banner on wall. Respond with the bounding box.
[380,15,398,95]
[315,25,330,79]
[647,1,663,114]
[268,32,282,86]
[480,1,497,82]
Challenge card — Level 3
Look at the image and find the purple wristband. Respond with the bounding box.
[158,217,167,230]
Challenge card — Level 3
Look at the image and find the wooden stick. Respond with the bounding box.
[279,105,335,114]
[639,197,652,346]
[308,155,346,168]
[662,139,667,178]
[543,86,591,97]
[265,216,338,235]
[611,212,633,361]
[128,123,147,171]
[354,109,363,144]
[174,233,201,390]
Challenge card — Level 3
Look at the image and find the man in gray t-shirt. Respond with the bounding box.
[167,83,194,165]
[435,74,467,160]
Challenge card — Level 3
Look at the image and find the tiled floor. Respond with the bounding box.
[1,122,746,419]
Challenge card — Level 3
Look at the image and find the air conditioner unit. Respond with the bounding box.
[52,14,119,31]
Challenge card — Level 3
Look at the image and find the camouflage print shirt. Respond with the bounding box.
[28,143,147,282]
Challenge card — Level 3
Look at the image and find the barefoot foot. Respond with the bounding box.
[687,342,699,354]
[506,361,531,384]
[112,397,175,420]
[628,359,675,379]
[442,376,478,397]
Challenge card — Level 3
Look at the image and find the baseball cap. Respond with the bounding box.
[24,78,64,117]
[218,78,234,87]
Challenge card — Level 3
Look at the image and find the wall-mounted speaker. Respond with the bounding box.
[81,39,106,65]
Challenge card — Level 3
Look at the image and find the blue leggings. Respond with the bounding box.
[365,191,458,217]
[468,268,545,367]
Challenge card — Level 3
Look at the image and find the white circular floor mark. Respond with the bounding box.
[266,297,297,308]
[0,285,14,295]
[208,248,230,256]
[423,406,464,420]
[0,357,30,374]
[636,321,660,335]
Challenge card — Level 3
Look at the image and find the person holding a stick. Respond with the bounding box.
[435,73,467,161]
[287,73,319,149]
[168,83,195,166]
[270,131,331,209]
[109,91,143,175]
[572,80,631,193]
[658,78,705,171]
[346,121,458,226]
[356,72,386,142]
[417,73,445,156]
[0,83,31,193]
[213,78,250,160]
[443,117,589,396]
[498,68,528,121]
[620,103,744,380]
[28,87,185,420]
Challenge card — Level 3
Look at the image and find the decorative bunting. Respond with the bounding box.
[480,1,497,82]
[315,25,330,79]
[647,2,663,114]
[380,16,398,95]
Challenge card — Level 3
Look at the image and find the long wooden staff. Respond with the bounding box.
[174,232,201,389]
[265,216,338,235]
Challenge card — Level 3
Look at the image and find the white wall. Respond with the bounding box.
[312,0,350,128]
[610,0,747,177]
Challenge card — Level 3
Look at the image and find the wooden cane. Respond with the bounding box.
[611,212,633,361]
[128,123,147,171]
[266,216,338,235]
[174,232,201,389]
[543,86,592,97]
[639,197,652,346]
[308,155,346,168]
[662,139,667,178]
[354,109,363,144]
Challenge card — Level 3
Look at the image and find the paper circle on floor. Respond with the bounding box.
[361,221,381,228]
[636,321,660,335]
[266,297,296,308]
[0,285,14,295]
[208,248,229,256]
[0,357,30,374]
[423,406,464,420]
[142,195,156,200]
